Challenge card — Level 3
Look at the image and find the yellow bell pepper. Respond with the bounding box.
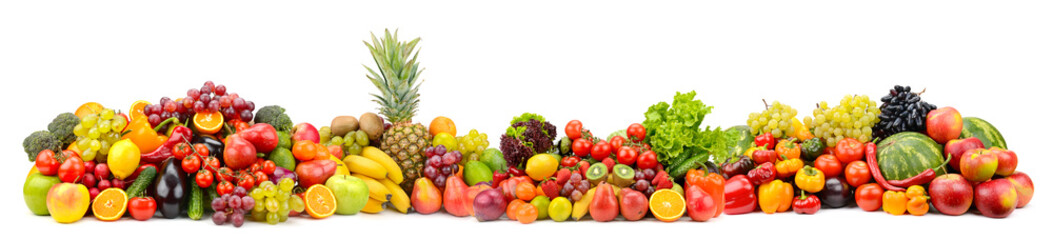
[795,166,825,193]
[758,179,793,214]
[121,117,167,153]
[882,190,907,215]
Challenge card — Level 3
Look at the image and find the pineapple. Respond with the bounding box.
[364,29,432,193]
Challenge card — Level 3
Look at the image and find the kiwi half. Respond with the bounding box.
[586,163,608,186]
[611,164,635,188]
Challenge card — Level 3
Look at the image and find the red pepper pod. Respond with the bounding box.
[793,193,821,214]
[747,162,776,186]
[140,126,193,164]
[723,175,757,215]
[866,142,904,191]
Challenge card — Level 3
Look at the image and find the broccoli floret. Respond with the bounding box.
[23,131,63,161]
[254,105,293,132]
[48,112,80,144]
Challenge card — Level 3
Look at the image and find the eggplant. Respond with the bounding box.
[192,135,224,157]
[153,157,188,219]
[819,177,852,208]
[703,161,721,177]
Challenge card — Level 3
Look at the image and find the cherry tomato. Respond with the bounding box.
[249,162,261,173]
[182,155,201,174]
[626,123,646,143]
[204,156,221,172]
[172,142,192,160]
[34,149,61,176]
[571,138,593,158]
[195,169,214,188]
[590,140,612,160]
[237,173,256,190]
[260,160,276,175]
[193,143,210,157]
[813,154,842,177]
[855,183,884,212]
[253,171,269,184]
[834,138,864,163]
[217,167,235,182]
[608,135,626,149]
[560,156,580,168]
[844,160,871,187]
[128,197,157,221]
[637,150,658,169]
[565,120,583,140]
[216,180,234,196]
[616,146,638,165]
[58,156,85,183]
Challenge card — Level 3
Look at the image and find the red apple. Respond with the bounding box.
[292,123,320,143]
[618,188,648,221]
[945,137,985,171]
[974,179,1017,218]
[926,107,963,144]
[1006,172,1034,208]
[928,174,973,216]
[960,148,998,182]
[989,147,1017,177]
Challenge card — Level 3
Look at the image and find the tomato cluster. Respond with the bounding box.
[565,121,658,170]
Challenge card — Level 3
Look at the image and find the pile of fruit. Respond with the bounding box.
[21,30,1034,227]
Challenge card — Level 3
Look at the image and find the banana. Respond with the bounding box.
[571,188,596,221]
[362,146,404,183]
[360,198,385,214]
[351,173,392,202]
[344,155,388,180]
[379,177,410,214]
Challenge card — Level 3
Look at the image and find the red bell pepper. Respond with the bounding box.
[239,123,279,154]
[723,175,756,215]
[793,193,821,214]
[140,126,193,164]
[747,162,776,186]
[752,149,778,165]
[755,132,775,150]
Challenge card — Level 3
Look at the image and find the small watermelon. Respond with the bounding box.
[726,125,753,157]
[960,117,1006,149]
[876,132,945,181]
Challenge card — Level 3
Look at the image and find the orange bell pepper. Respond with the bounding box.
[121,117,167,153]
[882,190,907,215]
[758,179,792,214]
[701,173,725,218]
[775,158,804,179]
[906,196,929,216]
[775,139,801,160]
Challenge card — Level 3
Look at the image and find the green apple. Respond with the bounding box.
[326,175,370,215]
[24,173,61,215]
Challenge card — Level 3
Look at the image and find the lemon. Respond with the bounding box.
[432,132,457,150]
[525,154,558,181]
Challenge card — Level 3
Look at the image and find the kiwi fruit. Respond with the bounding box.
[611,164,635,188]
[586,163,608,186]
[359,112,384,140]
[331,116,359,137]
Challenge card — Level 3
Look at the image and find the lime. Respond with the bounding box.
[432,132,457,150]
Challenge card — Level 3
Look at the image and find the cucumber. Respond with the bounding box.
[127,166,157,198]
[188,183,204,220]
[668,153,708,179]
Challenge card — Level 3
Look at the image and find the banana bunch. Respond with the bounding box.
[344,146,410,214]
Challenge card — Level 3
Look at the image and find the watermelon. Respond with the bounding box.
[726,125,753,157]
[876,132,946,181]
[960,117,1006,149]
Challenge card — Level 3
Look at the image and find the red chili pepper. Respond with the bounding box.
[140,126,193,164]
[866,142,904,191]
[888,158,948,187]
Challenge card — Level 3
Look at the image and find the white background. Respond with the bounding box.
[2,0,1050,238]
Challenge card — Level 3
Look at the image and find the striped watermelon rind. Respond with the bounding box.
[960,117,1006,149]
[726,125,753,157]
[876,132,946,181]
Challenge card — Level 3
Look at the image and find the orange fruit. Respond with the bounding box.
[515,182,536,201]
[193,112,223,135]
[649,189,686,222]
[75,102,105,118]
[517,204,538,224]
[428,116,456,137]
[92,188,128,221]
[305,185,337,219]
[506,199,526,220]
[313,143,330,160]
[292,141,317,161]
[129,100,150,122]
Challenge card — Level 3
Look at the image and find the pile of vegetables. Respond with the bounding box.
[499,113,556,168]
[642,91,738,178]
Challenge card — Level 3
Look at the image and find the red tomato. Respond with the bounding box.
[560,156,580,167]
[204,156,221,172]
[216,181,234,196]
[591,140,612,160]
[565,120,583,140]
[34,150,61,176]
[608,135,626,149]
[637,150,658,169]
[616,146,638,165]
[253,171,269,184]
[182,155,201,174]
[261,160,276,175]
[217,167,235,182]
[237,173,255,190]
[814,154,842,177]
[844,160,871,187]
[834,138,864,163]
[128,197,157,221]
[627,123,646,143]
[58,156,85,183]
[855,183,883,212]
[193,143,210,157]
[195,169,214,188]
[171,142,192,160]
[571,138,593,158]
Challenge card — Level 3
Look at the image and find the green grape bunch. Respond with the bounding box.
[456,129,489,161]
[804,95,881,147]
[746,101,799,138]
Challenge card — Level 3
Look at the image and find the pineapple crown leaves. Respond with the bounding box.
[363,29,424,123]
